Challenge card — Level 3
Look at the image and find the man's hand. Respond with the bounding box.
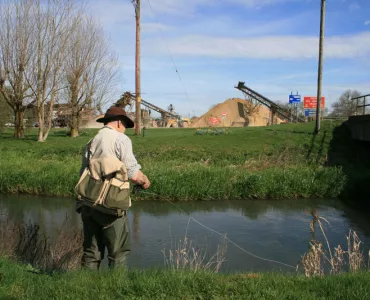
[131,170,150,190]
[142,175,150,189]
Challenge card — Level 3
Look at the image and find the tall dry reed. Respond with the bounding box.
[300,212,368,277]
[162,235,228,273]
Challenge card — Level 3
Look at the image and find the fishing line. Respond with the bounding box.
[136,190,296,269]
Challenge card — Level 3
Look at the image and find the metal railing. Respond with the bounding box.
[352,94,370,115]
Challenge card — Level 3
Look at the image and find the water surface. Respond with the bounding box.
[1,195,370,272]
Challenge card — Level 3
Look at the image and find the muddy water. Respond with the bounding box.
[1,195,370,272]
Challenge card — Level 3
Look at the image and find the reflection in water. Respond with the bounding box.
[132,211,140,247]
[310,208,318,241]
[1,195,370,272]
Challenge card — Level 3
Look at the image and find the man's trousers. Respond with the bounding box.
[80,206,131,270]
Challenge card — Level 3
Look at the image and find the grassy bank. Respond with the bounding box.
[0,258,369,300]
[0,120,361,200]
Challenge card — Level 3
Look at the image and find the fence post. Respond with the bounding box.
[363,96,366,115]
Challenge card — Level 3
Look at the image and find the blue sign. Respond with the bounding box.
[304,109,316,117]
[289,95,301,103]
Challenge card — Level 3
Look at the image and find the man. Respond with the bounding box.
[78,106,150,270]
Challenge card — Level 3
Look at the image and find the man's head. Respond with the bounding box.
[96,106,134,133]
[106,119,127,133]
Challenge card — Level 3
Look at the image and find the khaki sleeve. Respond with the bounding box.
[116,136,141,179]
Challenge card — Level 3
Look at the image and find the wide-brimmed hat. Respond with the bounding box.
[96,106,134,128]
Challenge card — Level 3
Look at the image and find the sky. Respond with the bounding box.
[87,0,370,117]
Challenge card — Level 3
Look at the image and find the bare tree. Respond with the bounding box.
[26,0,81,141]
[242,94,261,117]
[331,90,362,117]
[275,101,305,121]
[0,92,13,131]
[63,17,119,137]
[0,0,35,138]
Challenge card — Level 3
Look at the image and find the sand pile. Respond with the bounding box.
[191,98,284,128]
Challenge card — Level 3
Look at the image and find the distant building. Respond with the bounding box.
[26,101,97,128]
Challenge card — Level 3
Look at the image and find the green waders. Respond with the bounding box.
[80,206,131,270]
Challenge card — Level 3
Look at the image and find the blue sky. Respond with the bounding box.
[88,0,370,117]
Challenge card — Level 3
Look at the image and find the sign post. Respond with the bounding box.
[289,95,301,104]
[289,94,301,122]
[221,112,227,127]
[304,96,325,119]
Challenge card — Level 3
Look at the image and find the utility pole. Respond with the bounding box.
[315,0,326,134]
[132,0,141,135]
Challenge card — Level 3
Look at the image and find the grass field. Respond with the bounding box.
[0,258,369,300]
[0,120,367,200]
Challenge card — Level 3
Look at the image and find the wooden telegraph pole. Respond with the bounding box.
[132,0,141,135]
[315,0,326,134]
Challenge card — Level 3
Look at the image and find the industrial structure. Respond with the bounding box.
[114,92,190,128]
[235,81,305,124]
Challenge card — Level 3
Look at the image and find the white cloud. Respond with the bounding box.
[142,22,173,33]
[136,0,302,16]
[88,0,133,27]
[349,2,360,11]
[142,0,212,15]
[230,0,300,7]
[145,32,370,59]
[365,20,370,26]
[177,10,314,38]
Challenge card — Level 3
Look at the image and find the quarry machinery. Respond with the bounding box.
[115,92,189,127]
[235,82,305,124]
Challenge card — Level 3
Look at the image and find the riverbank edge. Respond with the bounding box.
[3,121,368,201]
[0,165,346,200]
[0,258,369,299]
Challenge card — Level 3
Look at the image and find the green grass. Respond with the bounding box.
[0,258,369,299]
[0,121,359,200]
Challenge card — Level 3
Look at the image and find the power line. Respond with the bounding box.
[145,0,197,119]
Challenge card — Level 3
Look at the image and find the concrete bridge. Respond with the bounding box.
[347,93,370,142]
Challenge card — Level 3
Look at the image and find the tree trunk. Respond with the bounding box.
[69,113,79,137]
[41,101,54,141]
[37,104,45,142]
[14,108,25,138]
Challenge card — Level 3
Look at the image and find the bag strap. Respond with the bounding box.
[84,138,94,173]
[87,138,93,163]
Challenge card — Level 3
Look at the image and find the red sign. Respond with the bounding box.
[209,117,221,125]
[304,96,325,109]
[221,112,227,116]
